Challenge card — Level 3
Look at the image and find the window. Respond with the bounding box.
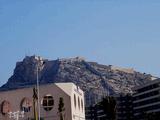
[78,97,80,110]
[42,94,54,111]
[1,100,11,115]
[81,99,83,111]
[74,94,76,108]
[21,97,32,112]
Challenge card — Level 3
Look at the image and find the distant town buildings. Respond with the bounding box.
[0,83,85,120]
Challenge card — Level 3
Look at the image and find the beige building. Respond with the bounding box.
[0,83,85,120]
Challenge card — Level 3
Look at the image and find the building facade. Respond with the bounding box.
[133,79,160,119]
[0,83,85,120]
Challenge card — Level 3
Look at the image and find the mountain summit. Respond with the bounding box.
[0,56,153,105]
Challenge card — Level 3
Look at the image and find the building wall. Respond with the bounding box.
[55,83,85,120]
[0,83,85,120]
[71,86,85,120]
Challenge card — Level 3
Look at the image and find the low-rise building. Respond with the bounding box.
[0,83,85,120]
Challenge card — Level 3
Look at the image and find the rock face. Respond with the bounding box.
[0,56,153,105]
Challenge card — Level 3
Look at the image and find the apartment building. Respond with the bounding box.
[133,79,160,119]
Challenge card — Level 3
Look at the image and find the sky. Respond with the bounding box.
[0,0,160,86]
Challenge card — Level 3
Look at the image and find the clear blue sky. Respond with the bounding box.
[0,0,160,86]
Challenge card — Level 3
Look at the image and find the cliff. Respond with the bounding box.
[0,56,153,105]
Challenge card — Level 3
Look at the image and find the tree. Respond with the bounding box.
[99,96,116,120]
[58,97,65,120]
[33,87,38,120]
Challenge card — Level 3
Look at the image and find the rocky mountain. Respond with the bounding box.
[0,56,154,105]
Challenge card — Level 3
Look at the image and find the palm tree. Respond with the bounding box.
[33,87,38,120]
[99,96,116,120]
[58,97,65,120]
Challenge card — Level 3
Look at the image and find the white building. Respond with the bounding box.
[0,82,85,120]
